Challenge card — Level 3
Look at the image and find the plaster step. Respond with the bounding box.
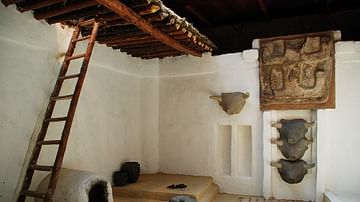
[198,183,219,202]
[113,173,217,201]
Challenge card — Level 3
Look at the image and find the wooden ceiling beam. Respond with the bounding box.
[129,48,178,57]
[106,33,208,52]
[100,22,163,34]
[2,0,24,6]
[97,33,146,42]
[114,37,207,54]
[100,3,161,20]
[100,11,169,27]
[112,42,167,50]
[131,49,182,58]
[99,34,154,44]
[18,0,64,12]
[107,38,159,46]
[122,46,176,55]
[97,23,178,38]
[121,0,151,8]
[95,0,202,57]
[106,34,189,47]
[112,41,166,50]
[33,0,99,20]
[179,40,208,52]
[46,7,110,24]
[138,4,161,15]
[97,29,185,43]
[143,52,184,59]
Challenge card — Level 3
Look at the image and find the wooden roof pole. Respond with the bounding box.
[95,0,202,57]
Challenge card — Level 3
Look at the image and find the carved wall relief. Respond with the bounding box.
[259,31,336,110]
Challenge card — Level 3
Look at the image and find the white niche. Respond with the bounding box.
[216,124,253,178]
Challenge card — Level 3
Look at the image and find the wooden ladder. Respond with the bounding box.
[17,19,100,202]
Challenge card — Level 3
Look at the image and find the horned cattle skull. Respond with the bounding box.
[209,92,250,115]
[271,159,315,184]
[271,138,313,161]
[271,119,315,144]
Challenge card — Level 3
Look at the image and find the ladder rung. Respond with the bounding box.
[65,53,86,61]
[58,73,80,80]
[31,165,53,171]
[21,190,46,199]
[17,17,99,202]
[37,140,61,145]
[72,35,91,43]
[51,94,73,101]
[45,117,67,122]
[79,19,95,27]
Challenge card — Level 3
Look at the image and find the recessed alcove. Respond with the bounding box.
[216,124,253,177]
[236,125,252,177]
[216,125,232,176]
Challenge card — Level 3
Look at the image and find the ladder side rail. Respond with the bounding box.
[44,21,100,201]
[17,24,82,202]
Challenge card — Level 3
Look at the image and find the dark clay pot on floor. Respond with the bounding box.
[112,171,128,186]
[120,162,140,183]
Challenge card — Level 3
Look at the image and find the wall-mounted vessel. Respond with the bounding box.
[272,119,314,144]
[209,92,249,115]
[271,159,315,184]
[271,138,313,161]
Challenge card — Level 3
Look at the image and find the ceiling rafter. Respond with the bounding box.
[95,0,203,57]
[34,0,99,20]
[2,0,216,59]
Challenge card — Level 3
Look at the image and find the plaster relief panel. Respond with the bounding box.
[259,31,337,110]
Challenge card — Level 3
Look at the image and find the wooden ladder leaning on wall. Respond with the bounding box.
[17,19,100,202]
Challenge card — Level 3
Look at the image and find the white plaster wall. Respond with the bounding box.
[0,5,160,201]
[0,4,59,201]
[317,41,360,198]
[140,76,160,173]
[158,52,264,195]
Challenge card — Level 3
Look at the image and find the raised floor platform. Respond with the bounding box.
[113,173,219,202]
[112,173,308,202]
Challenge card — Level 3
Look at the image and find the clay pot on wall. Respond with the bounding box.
[271,159,315,184]
[271,137,313,161]
[271,118,316,184]
[272,119,314,144]
[209,92,250,115]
